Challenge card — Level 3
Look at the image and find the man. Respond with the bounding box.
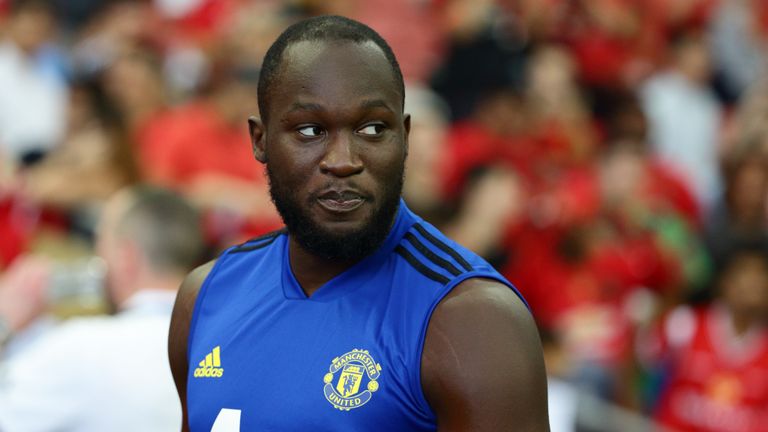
[650,244,768,431]
[0,0,67,163]
[0,187,206,431]
[169,16,549,431]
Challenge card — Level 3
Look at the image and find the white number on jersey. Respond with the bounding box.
[211,408,241,432]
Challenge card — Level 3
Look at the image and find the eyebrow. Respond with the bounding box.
[359,99,395,113]
[287,102,324,114]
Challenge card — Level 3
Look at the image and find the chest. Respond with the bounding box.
[186,274,435,432]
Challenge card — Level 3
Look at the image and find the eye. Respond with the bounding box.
[357,124,386,136]
[297,125,324,138]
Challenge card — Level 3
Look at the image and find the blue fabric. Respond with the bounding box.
[186,200,526,431]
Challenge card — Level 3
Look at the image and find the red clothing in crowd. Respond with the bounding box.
[0,195,31,268]
[655,306,768,432]
[137,101,262,186]
[564,0,719,88]
[441,120,586,199]
[136,101,280,241]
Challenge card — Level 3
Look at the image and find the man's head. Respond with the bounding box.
[97,187,205,308]
[256,15,405,122]
[718,243,768,324]
[250,16,410,261]
[8,0,55,54]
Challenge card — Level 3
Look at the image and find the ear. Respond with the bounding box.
[403,113,411,155]
[110,238,142,305]
[249,116,267,164]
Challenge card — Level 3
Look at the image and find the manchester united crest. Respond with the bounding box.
[323,349,382,411]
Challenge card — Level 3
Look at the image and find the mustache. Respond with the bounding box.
[312,183,372,202]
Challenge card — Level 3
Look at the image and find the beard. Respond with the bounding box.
[266,165,404,261]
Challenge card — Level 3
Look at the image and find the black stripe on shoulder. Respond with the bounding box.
[395,245,450,285]
[404,232,462,277]
[230,228,287,253]
[412,223,473,271]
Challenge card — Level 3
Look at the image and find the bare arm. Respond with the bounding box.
[422,278,550,431]
[168,260,215,432]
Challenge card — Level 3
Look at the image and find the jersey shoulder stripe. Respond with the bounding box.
[403,232,462,277]
[230,228,287,253]
[412,223,472,271]
[395,245,451,285]
[396,221,482,285]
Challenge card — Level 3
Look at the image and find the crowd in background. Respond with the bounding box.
[1,0,768,430]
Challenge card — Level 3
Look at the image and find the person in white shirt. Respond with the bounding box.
[0,0,67,163]
[640,31,723,212]
[0,186,206,432]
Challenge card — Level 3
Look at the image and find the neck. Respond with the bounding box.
[287,237,361,297]
[284,200,403,296]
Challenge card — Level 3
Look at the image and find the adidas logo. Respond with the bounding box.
[194,346,224,378]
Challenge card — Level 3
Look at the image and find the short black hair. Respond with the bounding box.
[257,15,404,121]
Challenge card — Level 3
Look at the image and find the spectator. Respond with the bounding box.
[640,30,723,211]
[21,77,138,230]
[101,48,171,167]
[430,0,527,122]
[709,0,768,102]
[0,0,67,164]
[524,44,597,169]
[0,186,206,432]
[140,63,281,244]
[648,243,768,431]
[401,86,452,225]
[706,142,768,271]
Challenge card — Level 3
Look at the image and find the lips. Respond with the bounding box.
[317,190,366,213]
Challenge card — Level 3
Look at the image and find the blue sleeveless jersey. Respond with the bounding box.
[187,200,527,431]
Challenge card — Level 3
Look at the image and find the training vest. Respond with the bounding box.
[186,200,526,431]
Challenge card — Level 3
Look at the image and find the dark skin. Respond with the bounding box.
[168,40,549,431]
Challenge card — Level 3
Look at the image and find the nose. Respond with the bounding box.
[319,132,363,177]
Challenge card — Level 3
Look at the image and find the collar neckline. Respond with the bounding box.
[281,199,415,301]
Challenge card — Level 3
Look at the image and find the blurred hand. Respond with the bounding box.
[462,167,524,225]
[446,166,525,255]
[0,255,51,333]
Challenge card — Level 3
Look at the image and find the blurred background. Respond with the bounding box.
[1,0,768,431]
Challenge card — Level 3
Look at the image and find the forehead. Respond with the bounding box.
[266,40,402,119]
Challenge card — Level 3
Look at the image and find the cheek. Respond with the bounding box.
[368,139,406,173]
[268,145,319,185]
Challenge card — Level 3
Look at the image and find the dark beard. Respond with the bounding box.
[267,165,404,261]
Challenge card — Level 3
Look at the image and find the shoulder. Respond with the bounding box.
[423,278,537,365]
[172,260,217,324]
[169,259,217,363]
[167,259,217,429]
[171,229,287,329]
[421,278,549,431]
[432,277,531,321]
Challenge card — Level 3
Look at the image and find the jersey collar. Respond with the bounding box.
[281,198,416,301]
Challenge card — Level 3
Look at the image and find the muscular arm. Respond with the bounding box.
[422,278,550,431]
[168,260,215,432]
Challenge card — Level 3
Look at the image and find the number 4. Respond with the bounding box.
[211,408,241,432]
